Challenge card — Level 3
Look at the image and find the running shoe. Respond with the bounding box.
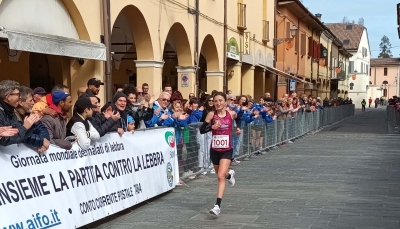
[232,159,241,165]
[209,204,221,216]
[227,169,235,186]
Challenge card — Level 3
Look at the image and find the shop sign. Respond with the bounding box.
[226,37,240,61]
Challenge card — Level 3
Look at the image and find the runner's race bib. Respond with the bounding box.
[212,135,229,149]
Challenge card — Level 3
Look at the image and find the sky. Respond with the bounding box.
[302,0,399,58]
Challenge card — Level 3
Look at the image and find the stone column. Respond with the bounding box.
[206,71,224,92]
[176,66,196,99]
[254,69,265,100]
[228,62,242,95]
[276,74,288,99]
[241,65,255,98]
[135,60,164,96]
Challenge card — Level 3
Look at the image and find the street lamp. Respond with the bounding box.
[274,25,298,45]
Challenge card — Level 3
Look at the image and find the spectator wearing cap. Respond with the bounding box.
[66,97,100,150]
[33,87,47,103]
[80,78,104,98]
[41,91,73,150]
[32,84,70,116]
[0,80,50,151]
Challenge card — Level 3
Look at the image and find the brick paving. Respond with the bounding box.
[88,108,400,229]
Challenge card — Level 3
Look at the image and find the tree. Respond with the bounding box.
[358,17,364,26]
[379,35,392,58]
[342,16,349,23]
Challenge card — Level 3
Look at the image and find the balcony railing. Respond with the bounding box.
[262,20,269,43]
[237,3,247,30]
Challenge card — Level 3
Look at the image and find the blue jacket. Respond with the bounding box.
[145,101,173,127]
[163,112,189,145]
[188,109,203,124]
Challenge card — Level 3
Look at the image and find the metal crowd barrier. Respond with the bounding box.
[154,105,354,180]
[387,105,400,129]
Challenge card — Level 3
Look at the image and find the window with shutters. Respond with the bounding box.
[360,62,363,73]
[300,33,306,56]
[237,3,247,30]
[262,20,269,42]
[366,65,369,75]
[349,61,354,73]
[384,68,388,76]
[308,37,313,57]
[286,22,291,38]
[295,30,299,53]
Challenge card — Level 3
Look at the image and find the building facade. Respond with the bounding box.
[0,0,275,102]
[326,23,370,108]
[369,58,400,100]
[274,0,351,100]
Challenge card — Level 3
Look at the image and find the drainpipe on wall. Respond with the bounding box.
[102,0,113,102]
[223,0,228,93]
[316,30,320,97]
[310,29,314,96]
[273,0,277,100]
[296,18,300,94]
[194,0,199,95]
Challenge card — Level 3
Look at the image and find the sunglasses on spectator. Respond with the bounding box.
[208,99,214,102]
[162,98,170,102]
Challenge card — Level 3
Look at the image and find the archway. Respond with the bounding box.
[161,23,193,94]
[199,34,220,92]
[111,5,153,90]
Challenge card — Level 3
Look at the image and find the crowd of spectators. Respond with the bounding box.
[0,79,355,178]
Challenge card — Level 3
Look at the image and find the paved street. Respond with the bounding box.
[89,108,400,229]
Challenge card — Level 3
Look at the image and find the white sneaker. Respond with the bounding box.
[209,204,221,216]
[210,168,216,174]
[227,169,235,186]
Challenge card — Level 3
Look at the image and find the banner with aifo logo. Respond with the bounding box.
[0,127,179,229]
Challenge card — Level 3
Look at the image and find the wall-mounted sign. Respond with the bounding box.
[289,80,296,91]
[244,32,250,55]
[181,74,189,87]
[226,37,240,61]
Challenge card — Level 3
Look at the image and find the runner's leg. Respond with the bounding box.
[217,158,231,198]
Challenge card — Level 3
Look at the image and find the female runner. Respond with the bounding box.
[200,92,242,216]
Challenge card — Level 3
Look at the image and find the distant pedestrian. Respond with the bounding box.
[361,99,366,112]
[368,97,372,108]
[375,98,379,108]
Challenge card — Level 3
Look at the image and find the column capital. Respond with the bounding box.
[206,71,224,77]
[176,66,197,73]
[134,60,164,68]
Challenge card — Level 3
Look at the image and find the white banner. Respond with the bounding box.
[0,127,179,228]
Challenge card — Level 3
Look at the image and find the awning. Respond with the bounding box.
[0,28,106,61]
[262,64,314,89]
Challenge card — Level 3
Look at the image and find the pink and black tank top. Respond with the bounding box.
[211,110,233,152]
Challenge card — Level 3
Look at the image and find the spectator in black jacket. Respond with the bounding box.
[88,96,120,137]
[0,80,50,152]
[123,84,154,129]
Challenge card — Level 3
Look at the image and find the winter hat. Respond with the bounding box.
[52,91,70,105]
[112,91,127,103]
